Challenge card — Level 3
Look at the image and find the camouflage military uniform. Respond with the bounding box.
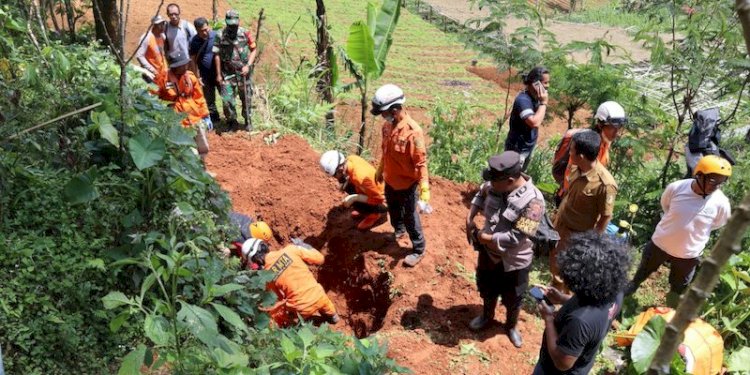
[213,27,255,129]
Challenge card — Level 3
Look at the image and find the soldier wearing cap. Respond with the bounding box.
[213,10,257,131]
[465,151,546,348]
[550,130,618,293]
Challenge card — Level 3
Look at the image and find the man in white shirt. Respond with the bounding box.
[164,3,196,58]
[626,155,732,307]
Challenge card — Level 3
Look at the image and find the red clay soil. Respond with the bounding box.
[205,132,543,374]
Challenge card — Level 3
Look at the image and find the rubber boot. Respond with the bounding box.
[469,297,497,331]
[506,306,523,348]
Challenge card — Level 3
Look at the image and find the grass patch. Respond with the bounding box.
[231,0,504,112]
[554,0,667,31]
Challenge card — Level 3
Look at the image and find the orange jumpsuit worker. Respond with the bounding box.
[159,50,211,160]
[240,238,339,327]
[320,150,387,230]
[553,101,627,205]
[372,84,432,267]
[135,15,169,88]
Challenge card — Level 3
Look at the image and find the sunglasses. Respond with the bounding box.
[704,176,727,186]
[168,12,179,16]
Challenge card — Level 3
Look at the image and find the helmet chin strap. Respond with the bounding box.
[695,175,709,199]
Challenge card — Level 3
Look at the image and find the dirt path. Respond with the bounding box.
[421,0,651,63]
[206,133,543,374]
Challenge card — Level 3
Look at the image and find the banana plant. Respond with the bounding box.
[339,0,402,154]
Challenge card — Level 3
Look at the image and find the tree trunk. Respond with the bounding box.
[567,107,574,129]
[648,193,750,374]
[212,0,218,22]
[94,0,119,49]
[46,0,61,34]
[358,85,367,155]
[315,0,335,129]
[62,0,75,41]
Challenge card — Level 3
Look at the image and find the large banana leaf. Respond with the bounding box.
[366,2,377,37]
[372,0,402,79]
[346,21,379,77]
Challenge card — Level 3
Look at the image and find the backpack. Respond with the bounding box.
[688,108,721,153]
[685,108,736,175]
[531,211,560,257]
[551,129,580,185]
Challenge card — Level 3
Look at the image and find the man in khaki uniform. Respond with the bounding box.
[550,130,617,292]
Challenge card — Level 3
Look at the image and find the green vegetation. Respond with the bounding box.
[233,0,502,111]
[555,0,668,31]
[0,3,406,373]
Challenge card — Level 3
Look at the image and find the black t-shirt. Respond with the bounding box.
[506,91,539,152]
[536,293,623,375]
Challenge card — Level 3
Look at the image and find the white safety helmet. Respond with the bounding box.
[241,238,264,259]
[595,101,628,127]
[371,84,405,115]
[319,150,345,176]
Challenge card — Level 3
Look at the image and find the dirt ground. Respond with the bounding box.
[206,133,543,374]
[421,0,651,64]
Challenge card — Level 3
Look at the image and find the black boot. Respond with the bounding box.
[469,297,497,331]
[506,306,523,348]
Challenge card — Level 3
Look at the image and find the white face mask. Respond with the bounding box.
[383,113,395,124]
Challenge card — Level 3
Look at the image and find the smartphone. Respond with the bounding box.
[533,80,545,94]
[529,286,551,305]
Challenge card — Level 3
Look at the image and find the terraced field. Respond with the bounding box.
[235,0,504,112]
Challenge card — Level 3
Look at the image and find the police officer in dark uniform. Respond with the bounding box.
[466,151,546,348]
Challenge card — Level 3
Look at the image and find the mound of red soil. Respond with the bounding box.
[466,66,525,93]
[206,132,542,374]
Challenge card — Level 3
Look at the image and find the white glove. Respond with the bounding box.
[417,200,433,214]
[342,194,366,208]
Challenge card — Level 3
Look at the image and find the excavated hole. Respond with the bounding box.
[312,234,393,338]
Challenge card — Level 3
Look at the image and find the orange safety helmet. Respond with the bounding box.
[694,155,732,177]
[249,221,273,242]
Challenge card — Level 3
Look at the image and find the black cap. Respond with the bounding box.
[482,151,522,181]
[168,50,190,68]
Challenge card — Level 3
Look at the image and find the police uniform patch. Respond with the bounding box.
[514,198,543,236]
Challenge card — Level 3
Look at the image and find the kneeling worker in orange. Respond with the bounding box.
[240,238,340,326]
[320,150,387,230]
[159,50,212,161]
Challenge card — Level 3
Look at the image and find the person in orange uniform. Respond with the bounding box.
[319,150,387,230]
[135,15,169,87]
[159,50,212,161]
[552,101,627,206]
[240,238,340,327]
[372,84,432,267]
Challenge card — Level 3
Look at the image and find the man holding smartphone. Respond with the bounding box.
[534,231,630,375]
[465,151,546,348]
[505,66,550,171]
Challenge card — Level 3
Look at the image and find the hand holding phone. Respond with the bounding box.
[533,80,548,104]
[529,286,549,303]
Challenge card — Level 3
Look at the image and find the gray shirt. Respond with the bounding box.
[471,176,545,271]
[165,20,196,57]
